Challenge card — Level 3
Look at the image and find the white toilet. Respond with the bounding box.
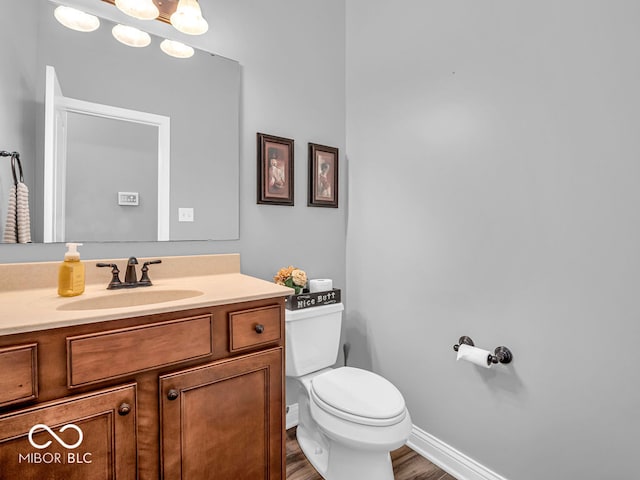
[286,303,412,480]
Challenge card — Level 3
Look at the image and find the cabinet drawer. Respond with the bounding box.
[0,343,37,408]
[67,315,213,387]
[229,305,281,352]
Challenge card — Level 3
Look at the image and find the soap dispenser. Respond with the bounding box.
[58,242,85,297]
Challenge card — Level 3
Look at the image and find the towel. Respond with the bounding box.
[3,182,31,243]
[3,185,17,243]
[16,182,31,243]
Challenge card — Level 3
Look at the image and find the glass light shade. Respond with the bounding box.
[160,39,195,59]
[170,0,209,35]
[53,6,100,32]
[112,24,151,48]
[115,0,159,20]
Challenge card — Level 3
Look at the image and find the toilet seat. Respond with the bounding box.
[310,367,407,427]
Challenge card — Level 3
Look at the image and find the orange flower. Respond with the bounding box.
[273,266,307,291]
[274,265,295,285]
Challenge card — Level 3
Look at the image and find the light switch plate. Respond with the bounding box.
[178,207,194,222]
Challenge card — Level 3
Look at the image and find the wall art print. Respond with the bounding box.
[257,133,294,206]
[308,143,338,208]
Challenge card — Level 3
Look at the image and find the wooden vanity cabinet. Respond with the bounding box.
[0,297,286,480]
[0,383,137,480]
[160,348,283,479]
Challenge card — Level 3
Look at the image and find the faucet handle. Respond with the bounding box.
[96,263,123,289]
[139,259,162,286]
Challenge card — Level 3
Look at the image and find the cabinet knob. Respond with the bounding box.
[118,403,131,416]
[255,324,265,334]
[167,389,180,401]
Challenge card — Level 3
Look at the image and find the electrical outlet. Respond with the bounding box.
[178,207,194,222]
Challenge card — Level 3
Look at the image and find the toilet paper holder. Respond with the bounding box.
[453,336,513,365]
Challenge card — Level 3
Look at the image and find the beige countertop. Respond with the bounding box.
[0,254,293,335]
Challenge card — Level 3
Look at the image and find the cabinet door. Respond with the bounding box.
[160,348,283,480]
[0,383,136,480]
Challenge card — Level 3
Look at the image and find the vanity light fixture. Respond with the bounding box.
[112,24,152,47]
[160,39,195,59]
[53,5,100,32]
[114,0,159,20]
[170,0,209,35]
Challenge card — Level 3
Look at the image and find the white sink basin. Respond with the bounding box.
[57,289,204,311]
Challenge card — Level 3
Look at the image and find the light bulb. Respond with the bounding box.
[170,0,209,35]
[54,6,100,32]
[160,39,195,59]
[115,0,159,20]
[112,24,151,48]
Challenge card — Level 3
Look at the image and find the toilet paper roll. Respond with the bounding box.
[456,344,492,368]
[309,278,333,293]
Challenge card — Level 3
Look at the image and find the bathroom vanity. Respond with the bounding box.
[0,254,291,479]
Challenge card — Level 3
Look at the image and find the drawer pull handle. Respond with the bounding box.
[255,324,265,334]
[118,403,131,416]
[167,389,180,401]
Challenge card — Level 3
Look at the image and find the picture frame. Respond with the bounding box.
[257,133,294,206]
[308,143,338,208]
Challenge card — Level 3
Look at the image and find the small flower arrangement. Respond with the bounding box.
[274,265,307,294]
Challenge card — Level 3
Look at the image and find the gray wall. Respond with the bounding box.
[346,1,640,479]
[0,0,346,295]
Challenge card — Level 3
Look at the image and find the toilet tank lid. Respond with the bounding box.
[284,302,344,322]
[311,367,406,420]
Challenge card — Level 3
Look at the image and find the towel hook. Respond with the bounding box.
[1,151,23,185]
[11,152,24,185]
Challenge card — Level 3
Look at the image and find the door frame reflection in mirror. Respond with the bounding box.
[43,65,170,242]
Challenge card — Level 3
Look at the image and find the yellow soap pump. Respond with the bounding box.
[58,242,85,297]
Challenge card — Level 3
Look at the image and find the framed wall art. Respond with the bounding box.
[308,143,338,208]
[257,133,294,206]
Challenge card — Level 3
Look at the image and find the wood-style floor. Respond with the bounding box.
[286,427,457,480]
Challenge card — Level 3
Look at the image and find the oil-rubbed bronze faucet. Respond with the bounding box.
[97,257,162,289]
[124,257,139,285]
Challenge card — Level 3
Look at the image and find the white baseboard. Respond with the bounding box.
[407,425,508,480]
[285,404,506,480]
[286,403,299,430]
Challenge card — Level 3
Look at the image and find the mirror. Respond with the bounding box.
[11,0,240,243]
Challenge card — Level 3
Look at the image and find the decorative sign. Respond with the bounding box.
[285,289,341,310]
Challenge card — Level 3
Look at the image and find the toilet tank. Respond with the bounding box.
[285,303,344,377]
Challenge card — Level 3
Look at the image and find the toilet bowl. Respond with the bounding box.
[286,304,412,480]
